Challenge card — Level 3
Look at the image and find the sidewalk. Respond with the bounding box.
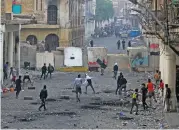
[165,112,179,128]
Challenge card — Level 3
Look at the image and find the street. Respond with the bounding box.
[92,36,145,54]
[1,69,169,129]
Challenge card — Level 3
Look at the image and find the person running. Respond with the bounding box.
[119,75,127,96]
[116,72,123,95]
[117,40,120,50]
[164,84,171,112]
[74,74,83,102]
[23,72,32,83]
[159,79,164,97]
[10,67,16,83]
[141,83,148,110]
[113,63,118,79]
[40,63,47,80]
[15,76,22,99]
[122,39,125,50]
[147,79,157,106]
[128,41,131,47]
[84,74,95,94]
[3,62,8,80]
[39,85,48,111]
[130,88,139,115]
[47,63,54,78]
[154,70,160,85]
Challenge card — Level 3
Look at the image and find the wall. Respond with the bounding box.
[128,47,149,68]
[87,47,108,67]
[59,0,70,28]
[36,52,54,69]
[20,44,36,67]
[52,51,64,69]
[64,47,83,67]
[107,54,130,71]
[20,27,71,47]
[5,0,35,14]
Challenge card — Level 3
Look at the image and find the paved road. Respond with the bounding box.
[91,36,145,54]
[92,36,129,54]
[1,70,169,129]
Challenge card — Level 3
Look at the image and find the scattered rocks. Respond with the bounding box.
[60,96,70,100]
[28,87,35,90]
[24,96,33,100]
[3,126,9,129]
[45,112,76,116]
[19,117,35,122]
[81,105,101,109]
[103,89,114,93]
[46,98,57,102]
[30,102,40,105]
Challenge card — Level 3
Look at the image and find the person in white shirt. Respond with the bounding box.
[74,74,83,102]
[84,74,95,94]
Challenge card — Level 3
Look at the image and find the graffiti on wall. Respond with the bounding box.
[131,52,148,68]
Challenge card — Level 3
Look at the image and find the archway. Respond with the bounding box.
[26,35,38,45]
[47,5,57,25]
[45,34,59,52]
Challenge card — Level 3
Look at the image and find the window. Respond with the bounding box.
[47,5,57,24]
[26,35,38,45]
[36,0,38,10]
[36,0,43,11]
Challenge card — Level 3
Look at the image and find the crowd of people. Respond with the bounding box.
[3,60,173,114]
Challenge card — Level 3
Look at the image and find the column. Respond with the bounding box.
[159,41,165,80]
[8,32,14,68]
[0,30,4,86]
[16,25,21,76]
[163,46,177,111]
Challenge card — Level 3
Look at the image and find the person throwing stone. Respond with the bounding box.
[74,74,83,102]
[84,74,95,94]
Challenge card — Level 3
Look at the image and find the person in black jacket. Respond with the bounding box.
[128,41,131,47]
[15,76,22,99]
[113,63,118,79]
[117,40,120,50]
[40,63,47,80]
[122,39,125,50]
[116,72,123,95]
[39,85,48,111]
[47,63,54,78]
[119,75,127,95]
[90,40,94,47]
[141,83,148,110]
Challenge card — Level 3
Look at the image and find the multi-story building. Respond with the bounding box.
[5,0,85,51]
[85,0,96,39]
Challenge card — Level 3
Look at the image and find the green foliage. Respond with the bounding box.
[95,0,114,22]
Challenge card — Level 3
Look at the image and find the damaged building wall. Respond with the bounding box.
[20,43,37,68]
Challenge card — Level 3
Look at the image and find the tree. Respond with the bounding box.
[95,0,114,26]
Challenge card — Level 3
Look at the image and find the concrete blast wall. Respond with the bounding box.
[36,52,54,70]
[52,51,64,70]
[107,54,129,71]
[20,44,36,68]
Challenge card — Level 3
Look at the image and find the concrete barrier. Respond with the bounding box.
[57,67,88,72]
[107,54,130,71]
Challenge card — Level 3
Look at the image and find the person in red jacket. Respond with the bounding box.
[159,79,164,97]
[147,79,157,106]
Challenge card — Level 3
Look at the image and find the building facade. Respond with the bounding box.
[5,0,85,51]
[85,0,96,39]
